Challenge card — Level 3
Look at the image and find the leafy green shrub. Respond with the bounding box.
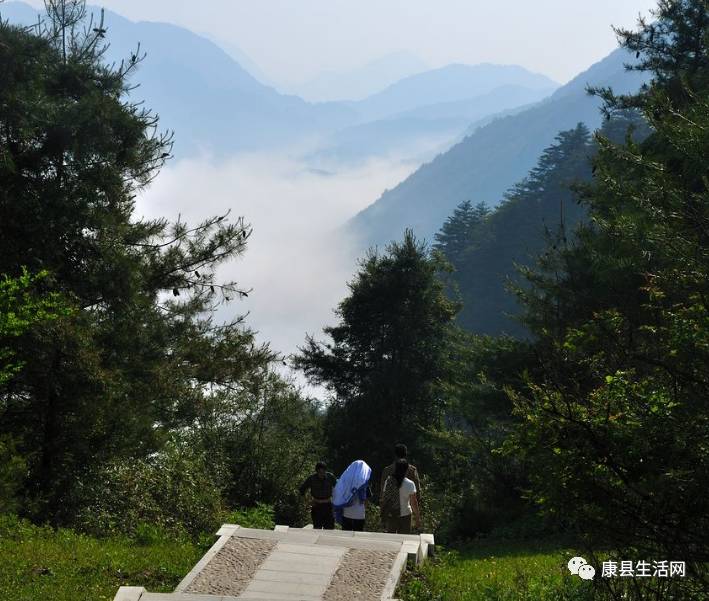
[223,503,275,530]
[73,440,223,540]
[274,491,310,528]
[0,435,27,514]
[0,513,50,540]
[364,501,382,532]
[416,474,445,535]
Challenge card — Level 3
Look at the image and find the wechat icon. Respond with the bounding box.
[568,556,595,580]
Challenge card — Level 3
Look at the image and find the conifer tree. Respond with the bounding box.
[433,200,490,269]
[0,1,279,521]
[510,2,709,594]
[295,231,458,474]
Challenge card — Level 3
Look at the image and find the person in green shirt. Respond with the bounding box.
[299,461,337,529]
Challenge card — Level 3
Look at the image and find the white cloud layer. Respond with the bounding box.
[136,153,415,388]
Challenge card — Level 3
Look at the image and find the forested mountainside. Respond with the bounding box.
[349,47,649,248]
[434,113,650,336]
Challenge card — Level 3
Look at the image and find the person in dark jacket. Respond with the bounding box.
[380,443,422,500]
[299,461,337,529]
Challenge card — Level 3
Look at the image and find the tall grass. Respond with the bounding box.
[398,539,594,601]
[0,514,203,601]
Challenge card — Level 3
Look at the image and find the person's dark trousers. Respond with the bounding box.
[385,514,412,534]
[341,516,365,531]
[311,502,334,529]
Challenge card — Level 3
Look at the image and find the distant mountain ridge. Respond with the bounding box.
[348,63,558,123]
[1,2,561,166]
[348,48,650,248]
[291,51,430,102]
[0,1,355,157]
[309,84,557,166]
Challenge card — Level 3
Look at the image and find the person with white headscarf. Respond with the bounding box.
[332,459,372,531]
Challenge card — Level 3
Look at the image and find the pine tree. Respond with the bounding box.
[295,231,458,474]
[442,124,594,336]
[0,2,276,521]
[592,0,709,113]
[510,2,709,593]
[433,200,490,269]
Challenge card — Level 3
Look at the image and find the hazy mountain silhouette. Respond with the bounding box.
[1,3,558,165]
[348,48,649,248]
[292,51,430,102]
[348,63,558,123]
[0,2,355,157]
[310,84,556,166]
[199,31,277,88]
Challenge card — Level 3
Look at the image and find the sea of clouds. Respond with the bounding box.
[136,152,414,395]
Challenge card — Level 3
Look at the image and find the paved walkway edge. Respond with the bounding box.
[113,587,145,601]
[379,547,409,601]
[174,524,240,592]
[113,525,435,601]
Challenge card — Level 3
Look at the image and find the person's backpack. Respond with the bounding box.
[380,475,400,521]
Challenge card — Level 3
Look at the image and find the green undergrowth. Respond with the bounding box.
[398,538,594,601]
[223,503,276,531]
[0,514,203,601]
[0,504,282,601]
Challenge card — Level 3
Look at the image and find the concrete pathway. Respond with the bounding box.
[241,541,345,600]
[114,524,435,601]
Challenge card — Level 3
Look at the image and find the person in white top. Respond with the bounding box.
[383,458,422,534]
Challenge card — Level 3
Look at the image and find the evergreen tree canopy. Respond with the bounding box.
[0,3,284,522]
[435,111,651,338]
[508,1,709,592]
[433,200,490,269]
[295,230,458,476]
[436,124,594,336]
[593,0,709,113]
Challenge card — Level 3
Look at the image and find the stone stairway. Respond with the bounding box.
[114,524,435,601]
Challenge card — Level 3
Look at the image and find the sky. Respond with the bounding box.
[23,0,657,87]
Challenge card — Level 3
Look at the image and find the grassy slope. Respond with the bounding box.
[398,539,594,601]
[0,516,203,601]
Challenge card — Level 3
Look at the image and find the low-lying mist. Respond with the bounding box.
[136,152,415,393]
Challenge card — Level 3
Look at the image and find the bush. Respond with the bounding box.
[273,491,310,528]
[73,440,223,540]
[223,503,275,530]
[364,501,382,533]
[417,474,445,535]
[0,435,26,514]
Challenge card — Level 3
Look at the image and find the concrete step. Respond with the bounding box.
[114,524,435,601]
[242,578,327,598]
[226,526,424,554]
[314,536,403,552]
[285,527,421,543]
[133,592,323,601]
[236,593,322,601]
[251,570,333,586]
